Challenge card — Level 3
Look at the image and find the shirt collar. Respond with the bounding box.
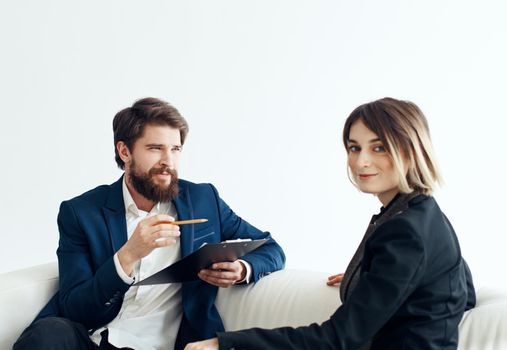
[122,176,170,217]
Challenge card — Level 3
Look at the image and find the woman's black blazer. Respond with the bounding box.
[218,195,475,350]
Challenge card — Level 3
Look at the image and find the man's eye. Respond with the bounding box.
[172,146,182,152]
[149,147,161,150]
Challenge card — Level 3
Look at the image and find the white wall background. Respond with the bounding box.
[1,1,506,289]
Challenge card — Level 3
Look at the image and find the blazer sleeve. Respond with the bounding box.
[56,200,130,330]
[209,184,285,283]
[217,217,426,350]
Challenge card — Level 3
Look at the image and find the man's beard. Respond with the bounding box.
[128,161,179,203]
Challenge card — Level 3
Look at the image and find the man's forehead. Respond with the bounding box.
[134,124,181,146]
[139,124,181,140]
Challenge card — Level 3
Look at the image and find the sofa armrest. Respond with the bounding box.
[0,262,58,349]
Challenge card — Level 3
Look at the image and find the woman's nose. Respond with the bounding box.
[357,152,371,167]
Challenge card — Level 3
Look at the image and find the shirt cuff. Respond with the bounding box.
[114,253,136,285]
[235,259,252,284]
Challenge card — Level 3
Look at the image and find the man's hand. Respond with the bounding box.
[117,214,180,275]
[327,272,344,286]
[184,337,219,350]
[198,260,246,288]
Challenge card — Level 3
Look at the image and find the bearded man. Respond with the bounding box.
[14,97,285,350]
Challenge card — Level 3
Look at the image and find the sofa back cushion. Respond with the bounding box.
[216,269,342,330]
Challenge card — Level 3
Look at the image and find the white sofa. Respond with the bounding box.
[1,263,506,349]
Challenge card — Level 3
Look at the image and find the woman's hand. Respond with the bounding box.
[184,337,219,350]
[327,272,344,285]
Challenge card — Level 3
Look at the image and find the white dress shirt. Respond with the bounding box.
[90,178,182,350]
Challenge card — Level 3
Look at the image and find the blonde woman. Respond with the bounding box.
[186,97,475,350]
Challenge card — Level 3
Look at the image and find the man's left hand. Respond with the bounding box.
[198,260,246,288]
[184,337,219,350]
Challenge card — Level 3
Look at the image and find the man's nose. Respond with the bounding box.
[159,151,175,168]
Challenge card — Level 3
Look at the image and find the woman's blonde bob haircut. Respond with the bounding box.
[342,97,443,196]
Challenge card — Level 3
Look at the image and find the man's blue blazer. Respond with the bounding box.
[36,176,285,348]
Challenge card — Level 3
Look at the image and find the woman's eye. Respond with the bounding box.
[373,145,386,152]
[348,145,360,152]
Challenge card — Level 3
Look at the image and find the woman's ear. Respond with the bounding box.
[402,154,414,189]
[403,158,411,176]
[399,149,411,176]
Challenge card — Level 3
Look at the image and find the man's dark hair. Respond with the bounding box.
[113,97,189,169]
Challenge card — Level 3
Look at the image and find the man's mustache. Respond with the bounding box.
[149,167,177,177]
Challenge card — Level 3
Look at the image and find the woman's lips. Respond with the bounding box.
[358,173,377,180]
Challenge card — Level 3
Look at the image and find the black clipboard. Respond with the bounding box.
[134,238,268,285]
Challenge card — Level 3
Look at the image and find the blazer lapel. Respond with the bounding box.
[173,181,195,257]
[102,176,128,253]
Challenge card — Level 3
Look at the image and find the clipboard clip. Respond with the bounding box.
[224,238,252,243]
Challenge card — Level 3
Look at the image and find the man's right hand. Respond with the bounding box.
[117,214,180,276]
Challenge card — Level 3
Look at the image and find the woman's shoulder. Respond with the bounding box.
[404,194,443,221]
[374,194,448,241]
